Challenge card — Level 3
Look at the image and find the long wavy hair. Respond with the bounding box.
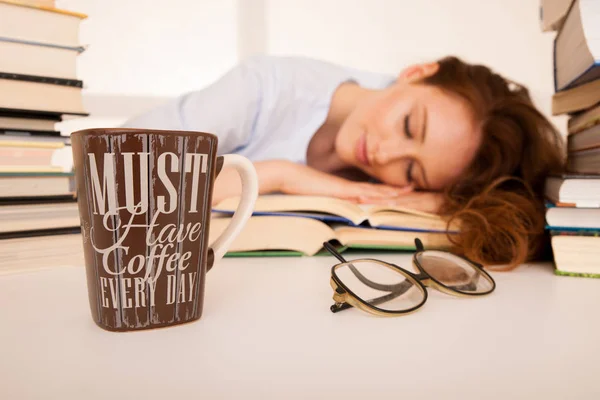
[423,57,565,270]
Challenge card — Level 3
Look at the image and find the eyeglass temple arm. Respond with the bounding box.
[330,263,416,313]
[333,237,471,306]
[349,263,414,292]
[333,239,421,311]
[415,238,425,252]
[357,273,480,312]
[322,242,347,263]
[447,271,480,292]
[326,239,424,313]
[323,242,414,292]
[332,280,415,313]
[416,238,483,292]
[330,261,416,313]
[331,302,353,313]
[364,281,415,306]
[332,239,483,312]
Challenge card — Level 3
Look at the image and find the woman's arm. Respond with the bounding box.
[212,160,287,205]
[212,160,409,206]
[122,58,262,155]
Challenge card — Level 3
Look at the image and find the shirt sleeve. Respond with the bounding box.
[121,58,263,155]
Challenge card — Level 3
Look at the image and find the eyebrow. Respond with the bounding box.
[417,105,431,189]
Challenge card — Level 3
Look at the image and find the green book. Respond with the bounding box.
[554,269,600,279]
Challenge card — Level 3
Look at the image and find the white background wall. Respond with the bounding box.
[266,0,562,128]
[56,0,240,131]
[57,0,238,96]
[55,0,566,133]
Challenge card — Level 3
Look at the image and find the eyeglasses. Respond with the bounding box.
[323,238,496,317]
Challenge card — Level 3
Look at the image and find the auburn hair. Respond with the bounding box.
[422,56,565,270]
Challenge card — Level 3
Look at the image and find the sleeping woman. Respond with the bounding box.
[122,55,565,269]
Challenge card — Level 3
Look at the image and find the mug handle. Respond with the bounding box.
[208,154,258,270]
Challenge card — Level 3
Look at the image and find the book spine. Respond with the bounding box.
[0,171,73,177]
[0,71,83,88]
[0,196,77,206]
[0,140,63,149]
[0,108,62,120]
[0,226,79,240]
[0,107,88,118]
[0,165,64,173]
[0,129,62,137]
[0,0,88,19]
[0,35,85,53]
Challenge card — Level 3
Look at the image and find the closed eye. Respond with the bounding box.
[404,115,413,139]
[406,160,414,184]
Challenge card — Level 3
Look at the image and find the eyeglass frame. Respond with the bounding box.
[323,238,496,317]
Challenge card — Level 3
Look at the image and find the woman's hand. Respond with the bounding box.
[214,160,443,214]
[280,162,411,202]
[357,191,445,214]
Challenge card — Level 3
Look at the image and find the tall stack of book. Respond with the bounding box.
[0,0,87,274]
[541,0,600,278]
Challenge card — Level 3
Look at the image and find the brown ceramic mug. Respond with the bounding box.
[71,128,258,332]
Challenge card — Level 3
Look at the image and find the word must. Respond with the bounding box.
[88,151,208,216]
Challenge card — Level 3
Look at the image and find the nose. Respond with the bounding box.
[373,136,414,165]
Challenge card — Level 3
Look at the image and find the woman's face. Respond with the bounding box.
[335,70,482,191]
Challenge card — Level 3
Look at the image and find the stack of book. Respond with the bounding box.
[541,0,600,277]
[210,195,457,257]
[0,0,87,273]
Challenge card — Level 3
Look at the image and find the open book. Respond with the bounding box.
[213,195,458,233]
[208,216,454,256]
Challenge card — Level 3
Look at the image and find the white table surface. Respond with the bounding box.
[1,254,599,400]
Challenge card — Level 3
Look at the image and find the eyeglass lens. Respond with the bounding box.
[415,251,494,294]
[334,260,425,312]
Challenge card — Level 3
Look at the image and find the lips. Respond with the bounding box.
[355,133,370,166]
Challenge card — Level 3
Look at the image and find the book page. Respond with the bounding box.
[367,211,458,232]
[552,235,600,274]
[1,0,88,18]
[358,203,439,219]
[0,233,83,275]
[208,215,337,256]
[581,0,600,60]
[214,195,366,225]
[334,226,453,250]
